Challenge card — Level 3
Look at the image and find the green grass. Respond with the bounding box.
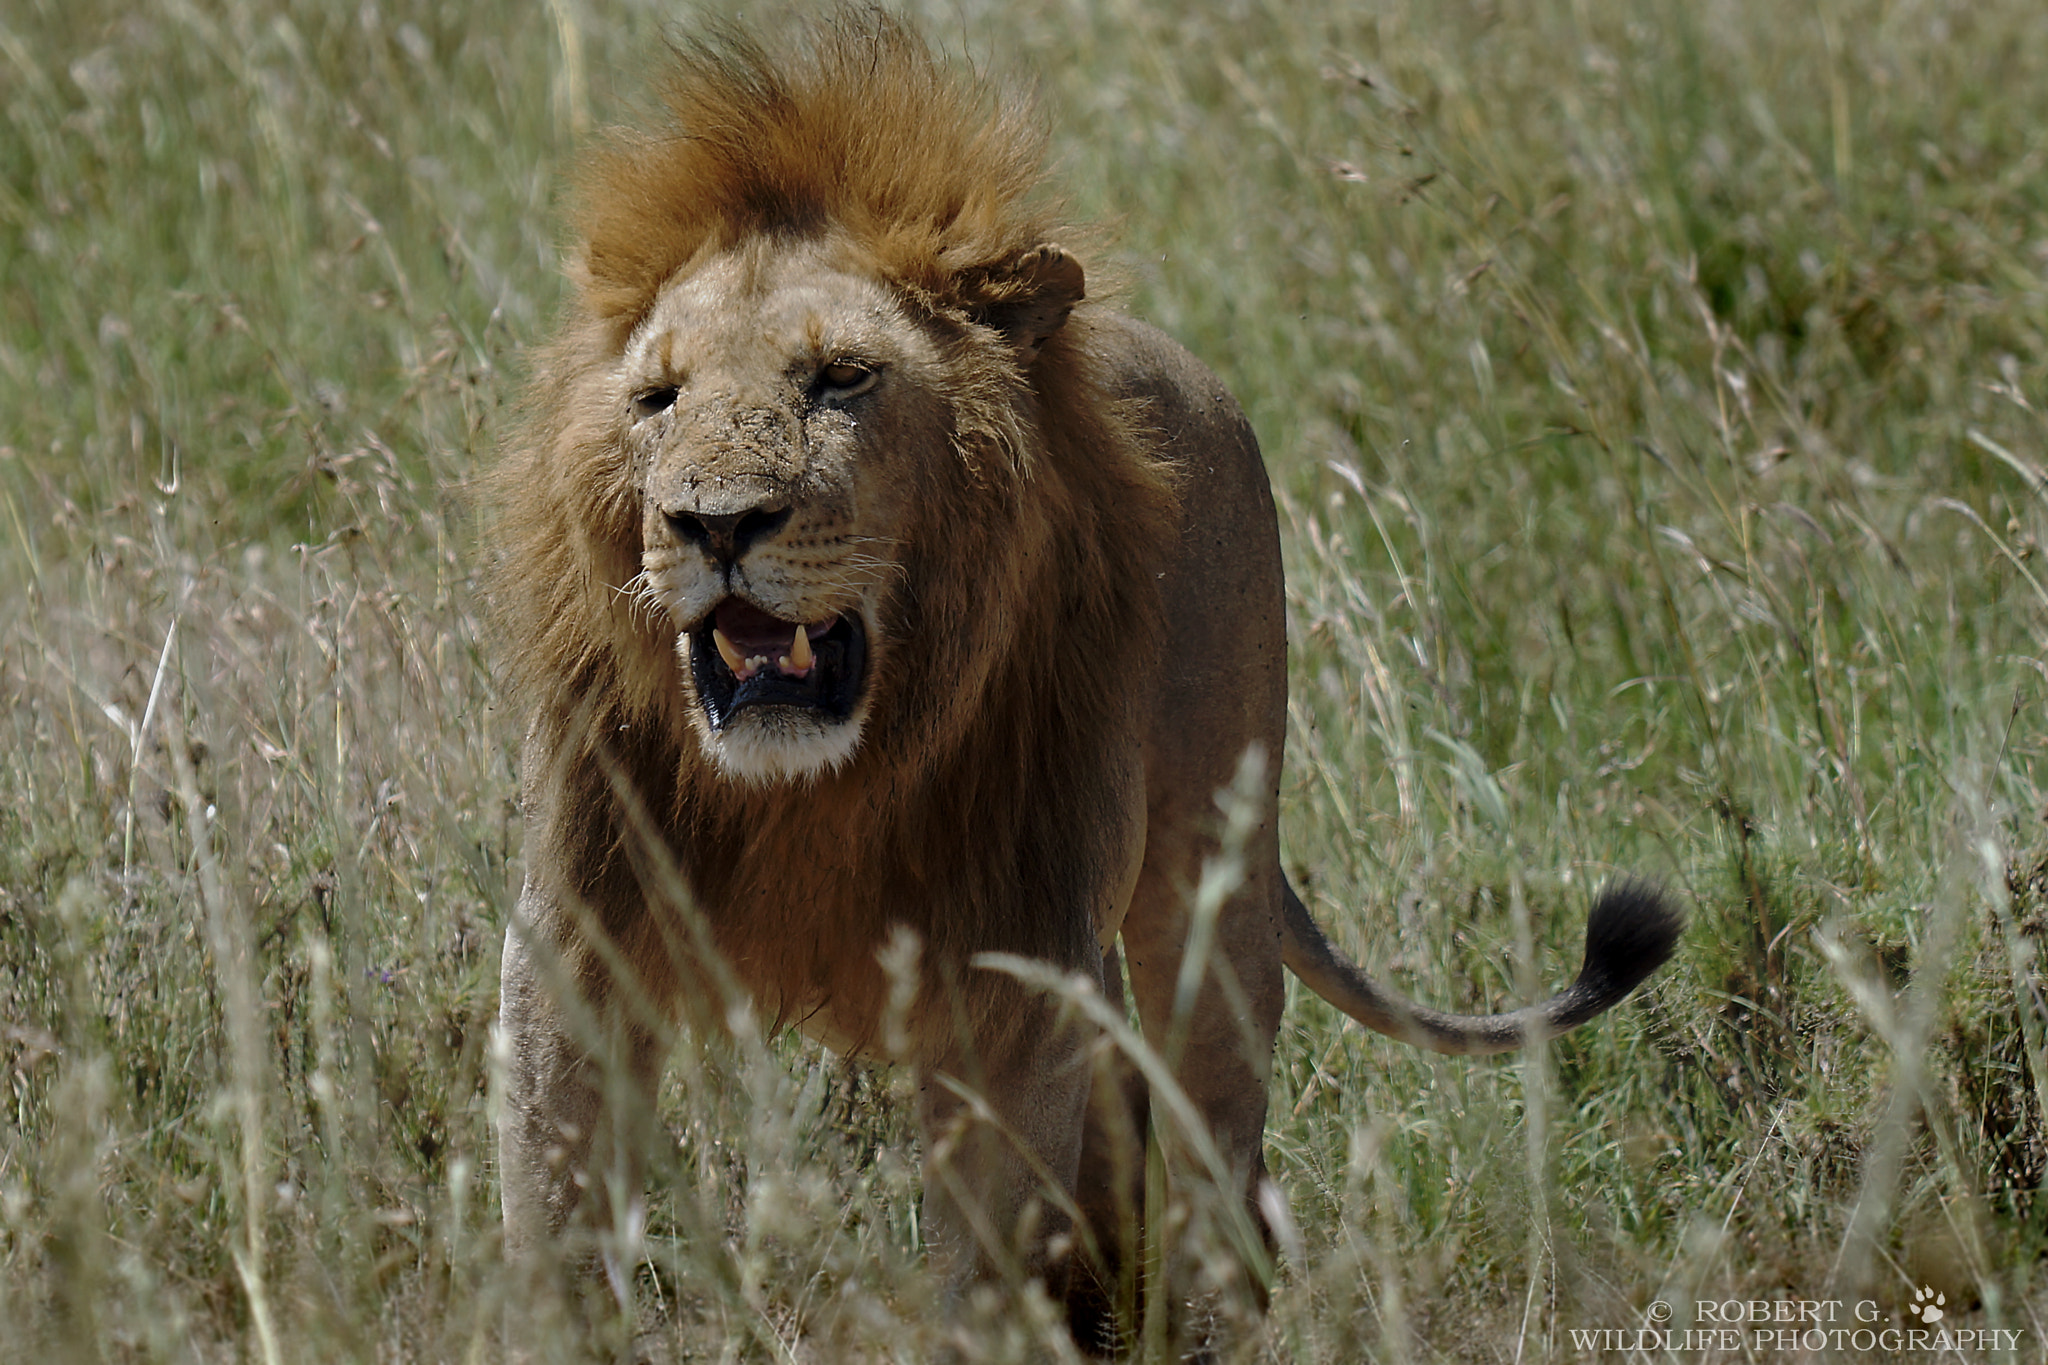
[4,0,2047,1358]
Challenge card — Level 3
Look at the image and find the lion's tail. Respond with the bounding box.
[1280,880,1683,1056]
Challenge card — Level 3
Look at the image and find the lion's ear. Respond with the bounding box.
[973,244,1085,366]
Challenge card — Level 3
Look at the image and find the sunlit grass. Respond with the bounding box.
[4,0,2046,1358]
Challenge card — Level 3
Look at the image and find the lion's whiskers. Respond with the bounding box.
[619,569,675,626]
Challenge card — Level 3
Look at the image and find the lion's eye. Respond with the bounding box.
[632,385,679,419]
[816,362,879,398]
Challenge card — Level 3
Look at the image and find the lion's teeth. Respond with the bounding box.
[789,623,814,671]
[712,627,748,676]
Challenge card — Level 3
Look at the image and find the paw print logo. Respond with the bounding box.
[1906,1287,1946,1324]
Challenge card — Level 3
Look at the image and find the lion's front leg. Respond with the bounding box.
[914,978,1095,1328]
[498,880,671,1327]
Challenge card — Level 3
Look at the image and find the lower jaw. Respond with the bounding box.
[693,704,866,782]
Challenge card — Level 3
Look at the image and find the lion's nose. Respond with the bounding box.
[663,503,792,565]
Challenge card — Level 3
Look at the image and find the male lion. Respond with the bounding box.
[487,10,1682,1355]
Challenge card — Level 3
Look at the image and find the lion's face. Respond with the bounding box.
[619,238,960,783]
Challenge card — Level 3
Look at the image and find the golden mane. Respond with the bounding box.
[572,9,1072,333]
[484,9,1180,995]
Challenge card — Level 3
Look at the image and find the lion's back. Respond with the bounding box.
[1082,309,1288,812]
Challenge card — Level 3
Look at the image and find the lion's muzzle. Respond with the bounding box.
[688,597,868,729]
[664,504,793,567]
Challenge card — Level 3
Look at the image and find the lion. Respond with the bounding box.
[485,10,1683,1355]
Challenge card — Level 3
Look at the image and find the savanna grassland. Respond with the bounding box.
[3,0,2047,1360]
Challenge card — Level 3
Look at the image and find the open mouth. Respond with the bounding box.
[687,598,867,730]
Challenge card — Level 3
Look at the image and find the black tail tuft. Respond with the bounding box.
[1577,879,1685,1001]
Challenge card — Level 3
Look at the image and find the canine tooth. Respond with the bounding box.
[789,623,814,670]
[712,627,747,675]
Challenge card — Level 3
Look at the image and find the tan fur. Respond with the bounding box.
[485,14,1175,1034]
[487,10,1680,1356]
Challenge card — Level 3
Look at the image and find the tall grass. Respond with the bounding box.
[3,0,2046,1359]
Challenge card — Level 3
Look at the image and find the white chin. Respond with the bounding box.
[695,707,864,783]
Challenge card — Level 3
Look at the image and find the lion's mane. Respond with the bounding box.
[483,10,1179,1021]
